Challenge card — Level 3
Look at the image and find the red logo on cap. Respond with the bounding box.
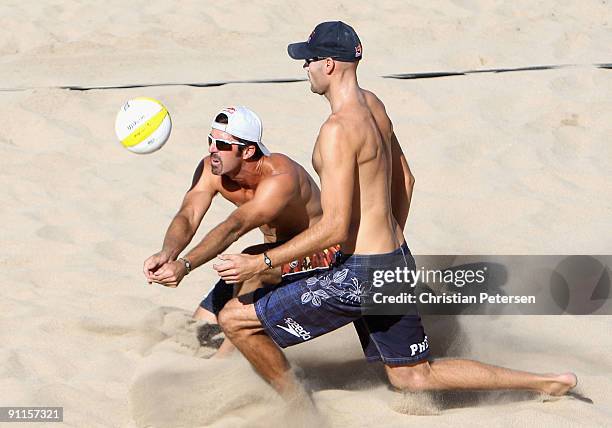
[355,44,362,57]
[223,107,236,114]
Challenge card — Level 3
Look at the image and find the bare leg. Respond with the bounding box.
[212,337,236,357]
[386,359,577,396]
[214,269,282,358]
[218,297,299,396]
[192,306,218,323]
[219,300,322,424]
[192,305,235,357]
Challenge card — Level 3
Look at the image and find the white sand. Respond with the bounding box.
[1,1,611,427]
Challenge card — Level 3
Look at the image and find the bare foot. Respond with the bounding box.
[543,372,578,396]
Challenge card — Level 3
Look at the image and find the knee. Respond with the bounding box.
[386,362,433,392]
[192,306,218,324]
[217,298,241,339]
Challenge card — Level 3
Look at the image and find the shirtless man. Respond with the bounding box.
[143,106,338,355]
[213,22,577,397]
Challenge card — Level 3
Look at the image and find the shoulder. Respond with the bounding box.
[263,154,302,179]
[362,89,390,118]
[312,117,358,168]
[261,156,300,189]
[266,152,295,168]
[317,115,349,145]
[361,88,385,108]
[254,169,298,204]
[362,88,393,133]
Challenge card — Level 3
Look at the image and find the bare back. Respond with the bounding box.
[312,89,404,254]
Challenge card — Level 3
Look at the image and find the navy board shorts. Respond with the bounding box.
[200,242,429,364]
[254,242,430,365]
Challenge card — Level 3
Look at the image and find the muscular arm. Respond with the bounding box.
[265,121,354,267]
[184,173,295,270]
[161,158,216,260]
[390,132,415,230]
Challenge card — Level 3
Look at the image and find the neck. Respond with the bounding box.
[324,68,360,113]
[226,157,265,189]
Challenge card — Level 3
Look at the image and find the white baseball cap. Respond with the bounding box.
[211,106,271,156]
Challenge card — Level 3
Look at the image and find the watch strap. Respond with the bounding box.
[263,252,273,269]
[178,257,192,275]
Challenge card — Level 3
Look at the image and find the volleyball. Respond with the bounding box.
[115,97,172,154]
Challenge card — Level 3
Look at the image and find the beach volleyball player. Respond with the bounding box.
[143,106,338,355]
[213,22,577,397]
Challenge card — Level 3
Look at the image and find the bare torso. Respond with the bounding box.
[206,154,323,243]
[313,89,404,254]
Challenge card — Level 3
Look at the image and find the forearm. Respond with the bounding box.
[184,219,242,270]
[161,215,197,260]
[266,216,343,268]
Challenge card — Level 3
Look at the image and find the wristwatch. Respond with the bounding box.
[263,252,273,269]
[178,257,192,275]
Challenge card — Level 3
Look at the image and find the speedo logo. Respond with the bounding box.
[276,317,311,341]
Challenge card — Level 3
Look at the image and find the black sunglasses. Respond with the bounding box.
[304,57,325,65]
[207,134,247,151]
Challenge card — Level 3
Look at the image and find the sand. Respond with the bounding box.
[1,1,611,427]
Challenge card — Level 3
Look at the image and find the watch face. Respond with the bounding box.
[180,258,191,273]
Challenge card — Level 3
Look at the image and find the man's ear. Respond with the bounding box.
[325,58,336,75]
[243,144,257,160]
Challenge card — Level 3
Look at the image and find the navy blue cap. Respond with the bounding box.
[287,21,362,62]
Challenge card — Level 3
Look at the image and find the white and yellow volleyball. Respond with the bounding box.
[115,97,172,154]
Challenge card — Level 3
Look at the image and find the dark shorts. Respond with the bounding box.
[200,277,235,316]
[254,243,430,365]
[199,244,341,316]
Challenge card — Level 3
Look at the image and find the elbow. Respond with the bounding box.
[333,231,349,245]
[408,172,415,187]
[327,220,350,245]
[177,205,202,232]
[329,232,348,246]
[176,212,197,237]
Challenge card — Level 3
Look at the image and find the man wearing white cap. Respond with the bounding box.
[143,106,339,355]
